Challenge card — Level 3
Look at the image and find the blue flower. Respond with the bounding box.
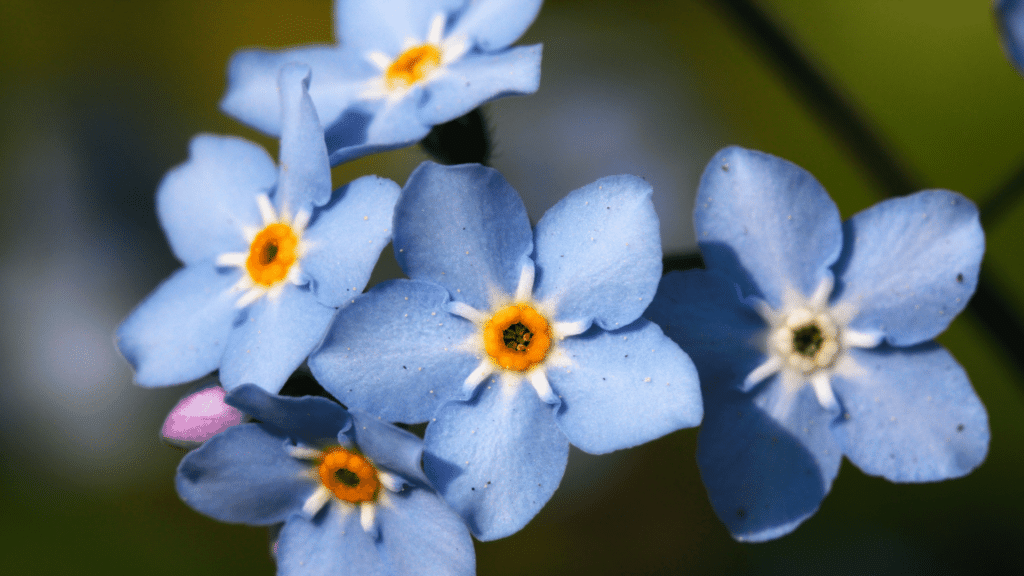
[221,0,543,165]
[116,64,400,393]
[176,384,475,576]
[645,146,990,542]
[996,0,1024,73]
[308,162,703,540]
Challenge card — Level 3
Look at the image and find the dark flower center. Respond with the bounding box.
[335,468,360,487]
[793,324,824,357]
[502,322,534,351]
[260,239,279,265]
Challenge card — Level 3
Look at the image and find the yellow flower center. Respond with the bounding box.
[246,223,299,286]
[483,303,552,372]
[385,45,442,91]
[317,447,380,503]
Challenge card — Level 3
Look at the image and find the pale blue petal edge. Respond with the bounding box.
[156,135,273,264]
[116,263,241,387]
[417,44,542,127]
[423,381,569,541]
[175,423,314,526]
[301,175,401,308]
[832,344,989,482]
[309,279,479,424]
[394,162,533,311]
[219,284,336,394]
[550,319,702,454]
[831,190,983,346]
[532,173,661,330]
[450,0,544,51]
[696,146,842,308]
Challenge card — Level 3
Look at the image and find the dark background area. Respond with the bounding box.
[1,1,1022,574]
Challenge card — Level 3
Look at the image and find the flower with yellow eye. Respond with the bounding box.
[176,385,475,576]
[116,64,400,394]
[220,0,543,164]
[309,162,703,541]
[646,146,989,542]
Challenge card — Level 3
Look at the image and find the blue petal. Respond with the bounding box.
[549,319,702,454]
[695,146,842,307]
[221,45,370,137]
[220,284,337,394]
[326,91,433,164]
[336,0,464,55]
[275,64,333,214]
[377,489,476,576]
[997,0,1024,72]
[449,0,543,51]
[301,175,401,308]
[349,410,431,487]
[423,382,569,541]
[156,135,273,264]
[276,503,387,576]
[309,279,478,423]
[418,44,542,127]
[176,424,313,525]
[697,380,843,542]
[532,174,661,329]
[645,269,766,386]
[831,344,989,482]
[394,162,533,310]
[226,384,351,444]
[116,263,241,387]
[831,190,984,346]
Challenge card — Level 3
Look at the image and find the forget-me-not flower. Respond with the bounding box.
[221,0,543,165]
[309,162,703,540]
[645,146,989,542]
[176,384,475,576]
[116,64,400,393]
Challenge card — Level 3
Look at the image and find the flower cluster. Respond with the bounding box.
[115,0,992,573]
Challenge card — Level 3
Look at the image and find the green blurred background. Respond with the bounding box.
[1,0,1022,574]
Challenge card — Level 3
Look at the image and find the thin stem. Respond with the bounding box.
[711,0,920,196]
[980,158,1024,229]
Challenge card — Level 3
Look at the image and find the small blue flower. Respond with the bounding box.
[645,146,990,542]
[308,162,703,540]
[996,0,1024,73]
[116,64,400,393]
[221,0,543,165]
[176,384,475,576]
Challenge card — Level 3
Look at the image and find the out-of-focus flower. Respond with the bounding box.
[116,64,399,393]
[176,385,475,576]
[310,162,702,540]
[646,146,989,542]
[996,0,1024,73]
[221,0,543,164]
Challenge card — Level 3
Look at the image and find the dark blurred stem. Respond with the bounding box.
[707,0,1024,378]
[420,108,493,166]
[980,159,1024,228]
[663,253,705,273]
[710,0,919,196]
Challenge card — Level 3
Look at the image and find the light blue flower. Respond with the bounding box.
[308,162,703,540]
[116,63,400,393]
[221,0,543,165]
[645,146,989,542]
[176,384,475,576]
[996,0,1024,72]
